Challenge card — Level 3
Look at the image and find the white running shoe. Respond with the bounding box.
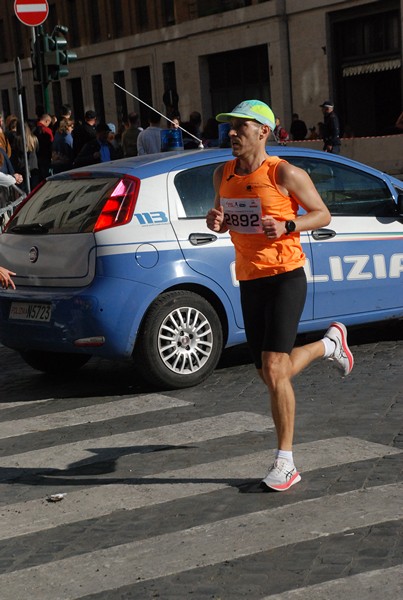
[261,458,301,492]
[324,321,354,376]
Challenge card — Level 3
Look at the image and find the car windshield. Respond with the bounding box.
[8,177,119,234]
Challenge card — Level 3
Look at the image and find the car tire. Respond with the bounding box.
[135,290,223,390]
[19,350,91,375]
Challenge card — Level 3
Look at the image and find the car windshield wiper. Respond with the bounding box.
[8,223,49,234]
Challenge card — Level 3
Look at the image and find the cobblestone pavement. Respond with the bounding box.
[0,322,402,599]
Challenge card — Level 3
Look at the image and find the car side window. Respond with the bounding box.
[289,156,396,217]
[174,163,221,218]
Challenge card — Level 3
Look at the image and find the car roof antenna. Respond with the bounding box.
[113,82,204,149]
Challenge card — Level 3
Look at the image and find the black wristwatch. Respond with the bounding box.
[285,220,296,235]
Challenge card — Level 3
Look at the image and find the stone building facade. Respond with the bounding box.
[0,0,401,171]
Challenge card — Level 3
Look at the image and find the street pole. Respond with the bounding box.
[14,57,30,194]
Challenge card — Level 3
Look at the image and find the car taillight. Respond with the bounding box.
[93,176,140,232]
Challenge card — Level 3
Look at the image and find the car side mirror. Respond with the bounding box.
[397,193,403,217]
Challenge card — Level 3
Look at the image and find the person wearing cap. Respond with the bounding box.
[206,99,354,491]
[320,101,341,154]
[72,110,97,157]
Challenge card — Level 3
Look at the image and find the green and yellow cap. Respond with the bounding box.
[216,100,275,130]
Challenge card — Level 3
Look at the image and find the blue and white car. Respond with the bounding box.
[0,147,402,389]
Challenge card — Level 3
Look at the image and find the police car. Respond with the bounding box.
[0,147,402,389]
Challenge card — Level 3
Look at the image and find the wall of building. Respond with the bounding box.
[0,0,401,176]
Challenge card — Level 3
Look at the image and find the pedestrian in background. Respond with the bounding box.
[73,110,97,157]
[137,112,162,155]
[202,117,219,147]
[122,112,142,157]
[0,146,23,187]
[206,99,354,492]
[52,118,75,173]
[0,111,12,158]
[23,122,41,190]
[74,122,119,167]
[320,101,341,154]
[107,122,123,159]
[34,113,54,179]
[273,116,289,145]
[395,111,403,131]
[289,113,307,140]
[182,111,202,149]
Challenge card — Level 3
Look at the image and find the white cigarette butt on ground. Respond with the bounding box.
[47,493,66,502]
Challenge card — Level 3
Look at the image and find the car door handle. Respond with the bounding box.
[311,228,337,240]
[188,232,218,245]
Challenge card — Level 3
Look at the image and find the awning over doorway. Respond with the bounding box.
[343,58,401,77]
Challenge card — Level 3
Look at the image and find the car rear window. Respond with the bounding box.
[8,177,121,234]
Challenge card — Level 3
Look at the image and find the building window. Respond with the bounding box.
[92,75,105,124]
[13,17,24,58]
[66,1,80,47]
[197,0,252,18]
[1,90,10,117]
[111,0,124,37]
[131,66,152,128]
[68,78,84,121]
[113,71,128,126]
[161,0,175,26]
[337,10,400,61]
[208,45,270,117]
[162,62,179,116]
[0,20,6,63]
[34,85,43,116]
[52,81,63,118]
[46,4,58,36]
[89,0,101,43]
[332,3,401,136]
[136,0,149,31]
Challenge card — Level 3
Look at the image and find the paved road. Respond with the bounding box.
[0,322,402,599]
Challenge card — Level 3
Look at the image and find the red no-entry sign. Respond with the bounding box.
[14,0,49,27]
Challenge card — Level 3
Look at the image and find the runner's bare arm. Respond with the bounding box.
[276,161,331,233]
[206,164,228,233]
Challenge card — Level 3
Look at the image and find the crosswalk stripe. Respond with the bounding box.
[1,437,400,540]
[0,398,53,411]
[0,482,401,599]
[0,411,273,471]
[263,564,403,599]
[0,394,191,438]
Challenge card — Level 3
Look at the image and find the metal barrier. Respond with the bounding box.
[0,184,26,232]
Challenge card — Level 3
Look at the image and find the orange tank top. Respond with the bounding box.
[219,156,305,280]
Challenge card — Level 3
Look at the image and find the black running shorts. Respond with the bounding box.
[239,267,307,369]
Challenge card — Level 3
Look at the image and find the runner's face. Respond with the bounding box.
[228,118,263,156]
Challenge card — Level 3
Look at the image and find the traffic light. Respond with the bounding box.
[43,27,77,82]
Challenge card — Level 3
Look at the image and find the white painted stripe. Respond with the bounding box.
[1,437,399,540]
[16,4,48,13]
[0,482,401,599]
[263,564,403,600]
[0,412,273,470]
[0,398,54,411]
[0,395,191,438]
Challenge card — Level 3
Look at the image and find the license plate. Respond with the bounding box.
[9,302,51,322]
